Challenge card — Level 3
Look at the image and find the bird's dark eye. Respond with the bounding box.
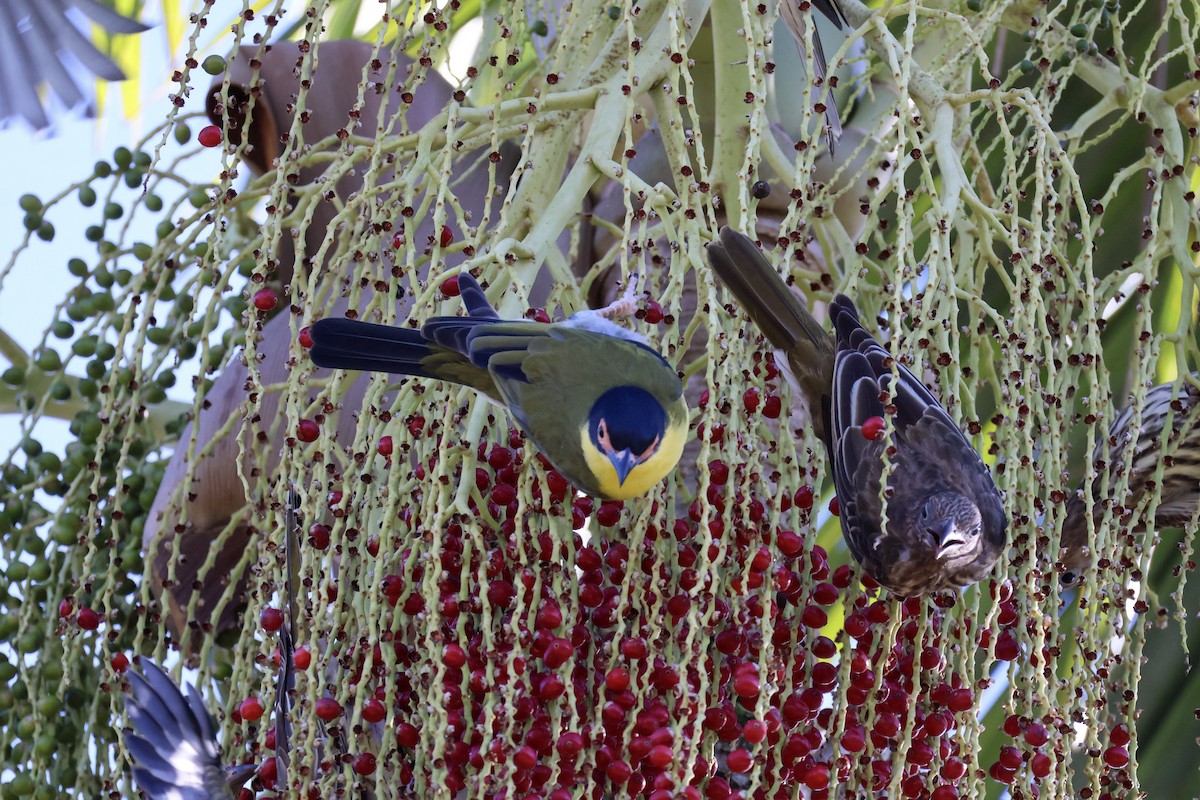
[921,499,934,521]
[1061,571,1079,587]
[596,420,612,451]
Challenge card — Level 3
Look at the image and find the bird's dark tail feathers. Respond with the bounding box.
[309,318,436,378]
[705,227,835,370]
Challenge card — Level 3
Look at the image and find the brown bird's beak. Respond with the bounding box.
[225,763,257,791]
[931,519,962,552]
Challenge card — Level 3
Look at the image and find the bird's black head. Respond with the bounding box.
[586,386,668,489]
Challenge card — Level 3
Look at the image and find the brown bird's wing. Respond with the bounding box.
[828,295,1006,588]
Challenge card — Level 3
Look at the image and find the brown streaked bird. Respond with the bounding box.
[1059,378,1200,588]
[705,227,1007,595]
[777,0,851,149]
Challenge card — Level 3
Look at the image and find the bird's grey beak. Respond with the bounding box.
[608,449,639,485]
[930,519,962,551]
[225,763,257,790]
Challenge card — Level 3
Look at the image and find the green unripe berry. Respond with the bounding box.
[103,202,123,220]
[174,123,191,144]
[93,160,112,178]
[124,169,143,189]
[71,336,97,357]
[146,328,171,346]
[36,222,54,241]
[77,186,96,207]
[202,54,227,75]
[532,19,548,35]
[1069,22,1088,36]
[67,258,88,277]
[132,242,153,261]
[22,213,41,232]
[2,367,25,387]
[35,350,62,372]
[91,293,115,313]
[51,320,74,339]
[18,194,41,213]
[114,268,132,286]
[142,384,166,404]
[93,267,114,288]
[27,559,49,583]
[84,225,104,242]
[113,146,133,169]
[188,187,211,208]
[49,381,71,402]
[144,194,163,212]
[133,150,152,168]
[96,342,116,361]
[156,219,175,239]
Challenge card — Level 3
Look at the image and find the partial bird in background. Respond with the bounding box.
[777,0,850,151]
[705,228,1007,595]
[1059,378,1200,588]
[124,660,255,800]
[309,273,688,501]
[0,0,148,129]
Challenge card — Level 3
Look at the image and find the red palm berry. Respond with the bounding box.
[315,697,343,721]
[1103,746,1129,768]
[742,720,766,743]
[1030,752,1052,778]
[440,275,460,296]
[443,643,467,668]
[742,388,760,414]
[762,394,782,418]
[307,523,331,549]
[260,607,283,631]
[804,763,830,789]
[397,722,420,747]
[292,647,311,669]
[606,668,630,691]
[726,749,752,773]
[197,125,222,147]
[253,288,278,311]
[110,653,129,672]
[362,698,386,723]
[841,726,865,752]
[297,419,320,442]
[58,598,73,618]
[1110,723,1131,746]
[643,300,664,324]
[353,752,377,775]
[1024,722,1049,747]
[861,416,885,440]
[77,607,100,630]
[239,697,264,721]
[794,485,814,509]
[439,225,454,248]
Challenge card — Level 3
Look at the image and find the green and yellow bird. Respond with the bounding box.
[308,274,688,500]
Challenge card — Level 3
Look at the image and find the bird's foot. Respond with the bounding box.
[595,273,640,320]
